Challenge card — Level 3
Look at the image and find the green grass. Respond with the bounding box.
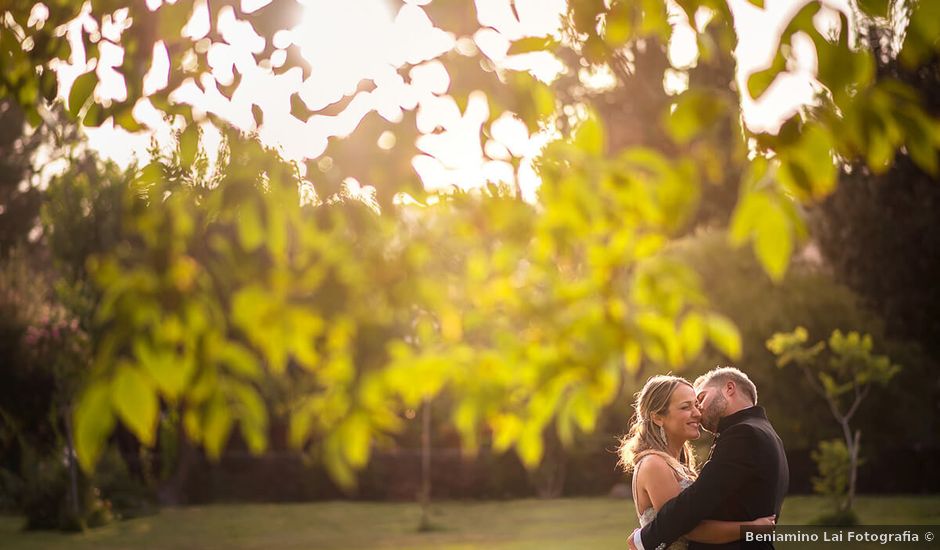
[0,496,937,549]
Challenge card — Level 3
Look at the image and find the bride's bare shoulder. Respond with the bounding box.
[634,453,676,483]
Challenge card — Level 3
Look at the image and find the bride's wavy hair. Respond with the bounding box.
[617,375,698,477]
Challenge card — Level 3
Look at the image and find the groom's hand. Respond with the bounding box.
[628,528,639,550]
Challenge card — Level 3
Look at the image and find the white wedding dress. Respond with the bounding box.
[633,455,694,550]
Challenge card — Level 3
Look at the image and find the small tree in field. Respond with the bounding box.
[766,328,900,515]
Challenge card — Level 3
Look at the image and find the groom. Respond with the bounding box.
[629,367,789,550]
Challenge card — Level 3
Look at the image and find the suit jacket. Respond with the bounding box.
[638,406,789,550]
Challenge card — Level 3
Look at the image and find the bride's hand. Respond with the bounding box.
[749,515,776,527]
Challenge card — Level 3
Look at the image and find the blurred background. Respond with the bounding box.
[1,0,938,547]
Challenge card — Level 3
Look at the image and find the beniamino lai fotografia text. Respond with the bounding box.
[744,528,930,544]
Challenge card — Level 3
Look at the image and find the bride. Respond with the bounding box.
[618,375,775,549]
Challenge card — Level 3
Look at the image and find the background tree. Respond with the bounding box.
[767,327,901,517]
[811,23,940,450]
[0,101,42,256]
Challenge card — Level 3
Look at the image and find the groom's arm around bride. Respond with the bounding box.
[630,369,789,550]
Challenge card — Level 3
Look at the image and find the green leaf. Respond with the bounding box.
[747,53,786,99]
[753,198,792,282]
[638,311,682,367]
[899,0,940,68]
[82,103,104,127]
[569,389,597,432]
[639,0,670,41]
[158,0,194,39]
[605,2,632,46]
[232,383,268,454]
[68,71,97,117]
[40,68,58,102]
[203,392,233,460]
[706,314,741,359]
[218,341,262,379]
[289,401,314,448]
[679,312,706,361]
[74,381,116,472]
[532,81,555,119]
[730,187,798,281]
[571,0,604,35]
[623,340,642,373]
[237,202,265,251]
[324,435,356,489]
[491,413,523,453]
[729,191,765,246]
[906,128,939,176]
[778,122,837,200]
[573,111,605,156]
[858,0,889,17]
[24,106,42,128]
[179,124,199,166]
[517,423,544,468]
[665,90,728,145]
[339,413,371,468]
[815,38,875,97]
[134,339,195,399]
[507,36,557,56]
[111,363,159,445]
[116,108,142,132]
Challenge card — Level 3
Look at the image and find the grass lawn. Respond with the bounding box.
[0,495,937,549]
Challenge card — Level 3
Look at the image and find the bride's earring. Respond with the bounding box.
[659,424,667,445]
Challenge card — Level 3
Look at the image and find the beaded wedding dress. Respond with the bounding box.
[633,455,694,550]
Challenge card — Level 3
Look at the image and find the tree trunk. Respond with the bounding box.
[847,429,861,512]
[63,407,81,522]
[157,426,197,506]
[418,397,432,531]
[839,418,861,513]
[530,425,567,499]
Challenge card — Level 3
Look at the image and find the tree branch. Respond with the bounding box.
[845,383,870,421]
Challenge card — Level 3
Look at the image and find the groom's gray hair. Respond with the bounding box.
[694,366,758,405]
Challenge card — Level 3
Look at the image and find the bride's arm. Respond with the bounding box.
[685,516,776,544]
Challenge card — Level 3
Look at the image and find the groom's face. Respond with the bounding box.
[695,382,727,433]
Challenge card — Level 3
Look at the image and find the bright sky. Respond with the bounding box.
[63,0,838,200]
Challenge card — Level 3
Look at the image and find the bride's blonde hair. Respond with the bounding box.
[617,375,698,477]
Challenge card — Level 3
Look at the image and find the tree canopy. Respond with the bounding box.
[2,0,938,487]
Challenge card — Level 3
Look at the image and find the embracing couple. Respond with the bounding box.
[622,367,789,550]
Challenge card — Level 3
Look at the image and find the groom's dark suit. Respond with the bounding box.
[638,406,789,550]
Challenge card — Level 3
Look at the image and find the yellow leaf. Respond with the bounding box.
[340,413,371,469]
[289,401,314,449]
[753,200,792,282]
[491,413,523,453]
[517,424,544,468]
[134,339,195,400]
[679,312,707,361]
[74,381,115,472]
[440,307,463,343]
[707,314,742,360]
[623,341,642,373]
[68,71,97,117]
[218,341,262,380]
[237,202,265,252]
[111,364,159,445]
[203,393,233,460]
[574,111,605,156]
[232,383,268,455]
